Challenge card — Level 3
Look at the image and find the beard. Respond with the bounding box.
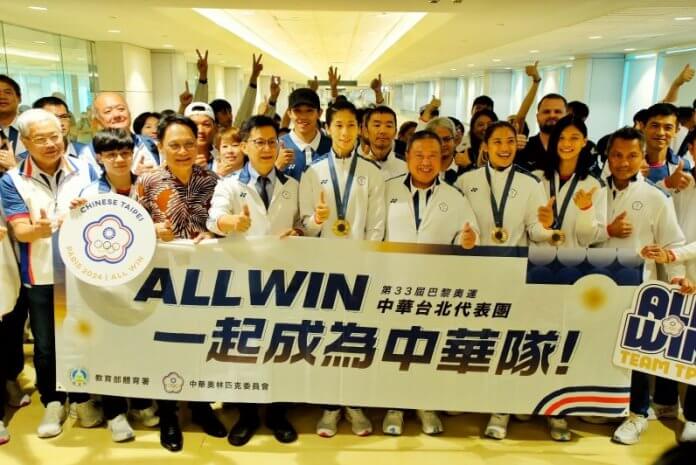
[540,120,558,134]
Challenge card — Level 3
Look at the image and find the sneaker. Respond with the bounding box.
[382,410,404,436]
[0,420,9,445]
[6,380,31,408]
[108,414,135,443]
[75,399,104,428]
[37,401,66,438]
[652,402,679,419]
[417,410,443,435]
[345,407,372,436]
[613,413,648,445]
[548,417,571,442]
[485,414,510,440]
[129,406,160,427]
[680,421,696,443]
[316,409,341,438]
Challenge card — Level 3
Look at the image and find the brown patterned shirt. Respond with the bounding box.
[135,165,218,239]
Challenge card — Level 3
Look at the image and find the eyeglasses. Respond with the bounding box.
[251,138,278,149]
[30,134,62,146]
[167,141,196,152]
[100,150,133,161]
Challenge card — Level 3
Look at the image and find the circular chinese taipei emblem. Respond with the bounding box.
[59,193,156,286]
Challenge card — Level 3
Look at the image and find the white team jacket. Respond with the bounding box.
[0,207,20,318]
[598,177,685,281]
[385,174,480,245]
[455,164,551,246]
[207,165,302,237]
[299,151,386,240]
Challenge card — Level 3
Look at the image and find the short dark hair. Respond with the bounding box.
[473,95,494,111]
[366,105,397,126]
[677,106,694,125]
[607,126,645,153]
[92,128,135,154]
[0,75,21,98]
[157,114,197,141]
[398,121,418,139]
[159,109,176,120]
[407,130,442,153]
[133,111,161,136]
[32,96,69,111]
[645,103,678,123]
[448,116,464,134]
[210,99,232,115]
[567,100,589,120]
[326,99,358,126]
[356,107,369,128]
[633,108,649,125]
[544,115,594,181]
[483,120,516,143]
[538,93,568,110]
[239,115,278,142]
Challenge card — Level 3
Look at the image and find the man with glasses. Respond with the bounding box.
[0,109,98,439]
[31,96,99,173]
[135,114,225,452]
[207,115,313,446]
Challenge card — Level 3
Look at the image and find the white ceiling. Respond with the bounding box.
[1,0,696,86]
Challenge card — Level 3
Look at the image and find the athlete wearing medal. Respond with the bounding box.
[298,99,385,438]
[454,120,551,441]
[455,121,550,249]
[537,116,606,249]
[299,99,386,241]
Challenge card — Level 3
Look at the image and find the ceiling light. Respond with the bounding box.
[163,44,173,48]
[529,49,540,53]
[32,40,47,45]
[468,63,475,67]
[624,48,636,52]
[665,47,696,55]
[108,29,121,33]
[504,67,512,70]
[28,6,47,11]
[634,53,657,60]
[568,56,576,61]
[674,16,694,21]
[492,58,501,62]
[450,68,457,71]
[589,35,602,40]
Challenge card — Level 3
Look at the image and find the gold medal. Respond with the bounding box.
[550,229,566,246]
[332,219,351,237]
[491,227,509,244]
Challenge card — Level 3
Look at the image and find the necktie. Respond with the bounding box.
[256,176,270,209]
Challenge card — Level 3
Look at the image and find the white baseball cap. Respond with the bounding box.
[184,102,215,121]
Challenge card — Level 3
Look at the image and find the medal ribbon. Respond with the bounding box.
[327,151,359,221]
[549,173,580,230]
[484,164,515,229]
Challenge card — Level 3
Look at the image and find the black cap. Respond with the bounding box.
[288,88,320,110]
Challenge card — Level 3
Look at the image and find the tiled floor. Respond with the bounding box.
[0,391,683,465]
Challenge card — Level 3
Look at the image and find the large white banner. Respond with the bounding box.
[55,235,639,416]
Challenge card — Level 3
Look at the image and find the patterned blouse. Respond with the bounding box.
[135,165,218,239]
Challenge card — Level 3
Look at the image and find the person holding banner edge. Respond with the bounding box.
[70,128,161,443]
[207,115,310,446]
[381,129,479,436]
[299,98,386,437]
[455,120,553,439]
[592,127,687,445]
[135,115,226,452]
[0,109,99,439]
